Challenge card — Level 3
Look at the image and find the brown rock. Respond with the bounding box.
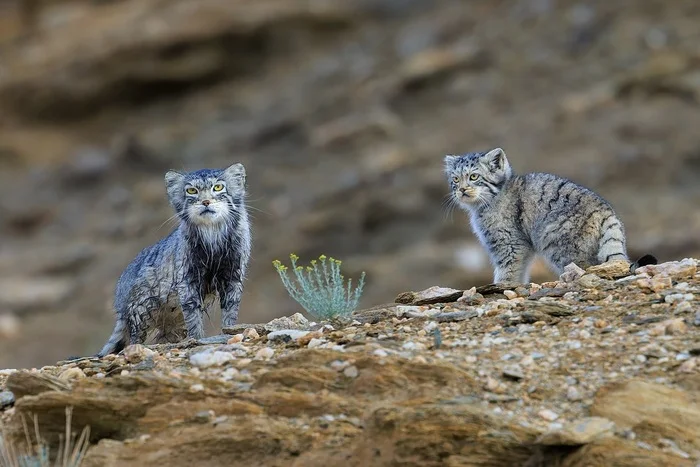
[5,370,71,399]
[636,276,673,292]
[637,259,697,280]
[591,380,700,452]
[536,417,615,446]
[586,259,632,279]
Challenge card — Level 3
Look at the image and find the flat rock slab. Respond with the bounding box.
[586,259,632,279]
[536,417,615,446]
[528,288,569,300]
[476,282,526,296]
[435,310,479,323]
[521,301,575,317]
[395,286,463,305]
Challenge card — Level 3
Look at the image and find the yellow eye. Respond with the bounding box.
[452,176,460,183]
[469,173,479,181]
[185,187,198,195]
[212,183,224,192]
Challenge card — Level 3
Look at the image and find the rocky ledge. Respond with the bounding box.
[1,259,699,466]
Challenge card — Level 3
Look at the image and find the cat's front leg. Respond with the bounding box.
[178,282,204,340]
[488,238,534,284]
[218,274,244,328]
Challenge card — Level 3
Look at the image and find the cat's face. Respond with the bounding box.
[444,148,512,208]
[165,164,246,227]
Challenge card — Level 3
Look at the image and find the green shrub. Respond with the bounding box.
[272,254,366,320]
[0,407,90,467]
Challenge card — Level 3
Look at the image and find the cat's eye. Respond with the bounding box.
[212,183,224,192]
[469,173,480,181]
[452,176,460,183]
[185,187,198,195]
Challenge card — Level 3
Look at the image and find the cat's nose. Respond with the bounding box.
[202,200,211,206]
[459,187,468,193]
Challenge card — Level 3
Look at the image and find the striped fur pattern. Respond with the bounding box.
[98,163,251,357]
[444,148,628,284]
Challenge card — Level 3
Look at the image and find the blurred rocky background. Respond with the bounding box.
[0,0,698,369]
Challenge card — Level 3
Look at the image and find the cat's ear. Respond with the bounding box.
[164,170,185,209]
[444,155,458,172]
[484,148,507,171]
[224,163,246,187]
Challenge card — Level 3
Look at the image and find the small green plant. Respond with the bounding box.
[0,407,90,467]
[273,254,366,320]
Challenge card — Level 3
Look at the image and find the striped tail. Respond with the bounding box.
[596,214,628,264]
[97,317,128,357]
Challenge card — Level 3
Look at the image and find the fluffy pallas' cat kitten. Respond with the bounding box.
[97,163,251,356]
[445,148,635,284]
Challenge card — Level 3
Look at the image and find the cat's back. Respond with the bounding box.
[516,171,613,214]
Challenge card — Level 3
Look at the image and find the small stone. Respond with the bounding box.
[402,341,426,351]
[664,293,694,304]
[0,314,20,339]
[536,417,615,445]
[485,377,506,394]
[503,364,525,381]
[189,350,234,368]
[503,290,518,300]
[264,313,310,332]
[343,366,359,378]
[664,318,687,335]
[266,330,310,342]
[0,391,15,409]
[566,386,582,401]
[193,410,215,423]
[58,367,85,381]
[330,360,349,371]
[243,328,260,340]
[373,349,389,358]
[255,347,275,360]
[520,355,534,367]
[190,384,205,392]
[538,409,559,422]
[560,263,585,283]
[307,338,326,348]
[636,276,672,292]
[678,358,696,373]
[220,367,240,381]
[576,274,603,288]
[227,334,244,344]
[694,311,700,327]
[123,344,156,363]
[635,354,647,363]
[594,319,608,329]
[674,301,693,314]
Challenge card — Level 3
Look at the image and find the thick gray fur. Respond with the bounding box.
[444,148,628,284]
[98,164,251,357]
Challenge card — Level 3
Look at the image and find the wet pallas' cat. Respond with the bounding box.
[98,163,251,356]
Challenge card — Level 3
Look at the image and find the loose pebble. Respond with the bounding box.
[538,409,559,421]
[255,347,275,360]
[190,350,234,368]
